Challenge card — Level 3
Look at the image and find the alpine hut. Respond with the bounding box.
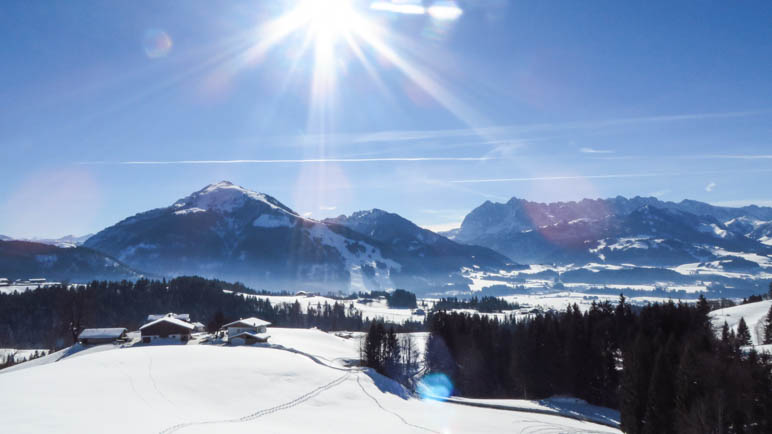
[140,314,195,343]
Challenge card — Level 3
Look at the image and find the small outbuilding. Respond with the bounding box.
[140,315,194,343]
[78,328,128,345]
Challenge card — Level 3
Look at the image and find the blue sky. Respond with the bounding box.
[1,0,772,238]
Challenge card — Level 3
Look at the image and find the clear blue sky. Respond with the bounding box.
[2,0,771,238]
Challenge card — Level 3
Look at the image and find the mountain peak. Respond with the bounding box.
[173,182,297,215]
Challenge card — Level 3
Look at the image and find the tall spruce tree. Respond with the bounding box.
[737,317,752,346]
[764,304,772,345]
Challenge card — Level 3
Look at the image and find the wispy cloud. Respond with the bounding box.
[449,168,772,184]
[82,157,494,165]
[580,147,614,154]
[349,110,763,144]
[319,205,337,211]
[450,173,661,184]
[705,181,717,192]
[688,154,772,160]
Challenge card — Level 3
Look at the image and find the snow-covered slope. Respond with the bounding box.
[0,328,620,434]
[710,299,772,346]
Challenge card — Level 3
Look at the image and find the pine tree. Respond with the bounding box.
[763,304,772,345]
[721,321,730,343]
[737,317,752,346]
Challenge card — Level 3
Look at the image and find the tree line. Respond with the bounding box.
[432,296,519,313]
[0,276,398,350]
[415,295,772,433]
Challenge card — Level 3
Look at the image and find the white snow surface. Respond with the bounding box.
[0,328,620,434]
[173,181,296,215]
[174,207,207,215]
[710,299,772,346]
[305,223,399,292]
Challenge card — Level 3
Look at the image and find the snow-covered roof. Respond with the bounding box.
[78,328,127,339]
[147,313,190,322]
[222,317,271,329]
[140,316,195,331]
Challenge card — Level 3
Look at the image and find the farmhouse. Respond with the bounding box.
[222,317,271,345]
[140,315,194,343]
[78,328,128,345]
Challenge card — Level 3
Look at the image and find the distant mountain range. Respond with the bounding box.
[0,240,144,282]
[450,196,772,267]
[0,234,93,248]
[5,182,772,296]
[83,182,513,293]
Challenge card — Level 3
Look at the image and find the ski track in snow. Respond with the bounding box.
[158,372,352,434]
[355,374,440,434]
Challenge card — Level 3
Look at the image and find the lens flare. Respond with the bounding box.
[417,373,454,400]
[143,29,173,58]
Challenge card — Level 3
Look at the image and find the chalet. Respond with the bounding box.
[28,278,46,284]
[140,315,194,343]
[222,317,271,345]
[78,328,128,345]
[0,278,8,287]
[191,321,207,332]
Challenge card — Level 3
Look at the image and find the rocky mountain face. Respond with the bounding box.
[0,240,144,282]
[84,182,513,293]
[454,196,772,266]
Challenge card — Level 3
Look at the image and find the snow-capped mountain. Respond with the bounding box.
[454,196,772,266]
[0,240,144,282]
[324,209,515,287]
[84,182,511,293]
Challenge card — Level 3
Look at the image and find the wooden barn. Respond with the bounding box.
[140,315,194,343]
[78,328,128,345]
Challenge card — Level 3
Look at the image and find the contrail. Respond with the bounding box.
[80,157,493,165]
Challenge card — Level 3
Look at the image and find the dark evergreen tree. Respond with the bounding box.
[764,304,772,345]
[737,317,752,346]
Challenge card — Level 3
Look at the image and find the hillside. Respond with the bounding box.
[710,299,772,346]
[0,328,620,433]
[0,240,145,282]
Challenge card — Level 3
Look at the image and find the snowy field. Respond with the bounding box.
[0,328,620,434]
[235,291,695,326]
[0,348,49,364]
[710,299,772,346]
[236,293,430,323]
[0,283,60,295]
